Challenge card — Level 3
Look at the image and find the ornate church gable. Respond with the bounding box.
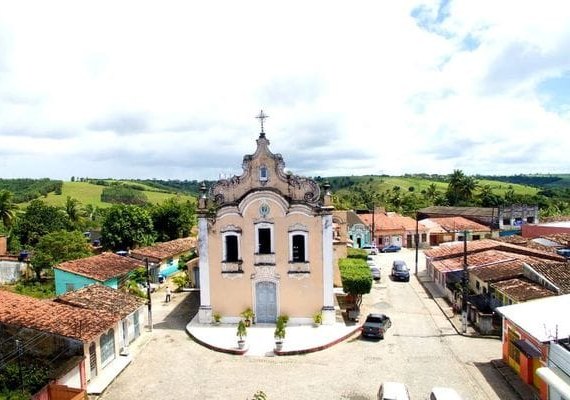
[209,112,321,209]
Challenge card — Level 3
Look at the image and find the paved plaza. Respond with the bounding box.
[97,249,519,400]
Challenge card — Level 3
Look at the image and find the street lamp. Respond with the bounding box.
[145,257,153,332]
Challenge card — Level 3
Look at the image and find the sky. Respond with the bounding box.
[1,0,569,181]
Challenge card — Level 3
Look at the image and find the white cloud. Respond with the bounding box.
[0,0,569,180]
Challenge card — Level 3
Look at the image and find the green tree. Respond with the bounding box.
[0,189,18,228]
[338,258,373,310]
[151,198,196,242]
[12,200,70,247]
[30,230,92,281]
[101,205,155,251]
[64,196,84,227]
[446,170,478,206]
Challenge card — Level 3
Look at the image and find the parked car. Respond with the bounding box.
[377,382,410,400]
[380,244,401,253]
[429,387,462,400]
[370,267,381,281]
[391,260,410,282]
[362,245,378,255]
[362,313,391,339]
[367,256,376,267]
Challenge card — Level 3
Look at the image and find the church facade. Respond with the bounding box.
[197,119,336,325]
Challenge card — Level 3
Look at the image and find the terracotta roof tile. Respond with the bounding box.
[55,252,143,281]
[55,284,146,318]
[424,239,566,261]
[426,216,491,232]
[431,249,532,275]
[491,278,556,302]
[359,212,428,232]
[0,290,118,342]
[525,261,570,294]
[130,237,196,261]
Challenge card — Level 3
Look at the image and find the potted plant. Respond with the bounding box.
[312,312,322,327]
[274,317,286,351]
[213,311,222,325]
[237,320,247,349]
[241,307,255,327]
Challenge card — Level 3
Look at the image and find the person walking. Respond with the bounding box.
[165,286,171,303]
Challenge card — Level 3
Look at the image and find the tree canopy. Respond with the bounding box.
[30,230,92,280]
[101,205,155,251]
[12,200,70,247]
[151,197,196,242]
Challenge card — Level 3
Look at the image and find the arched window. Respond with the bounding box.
[289,231,308,262]
[259,165,268,182]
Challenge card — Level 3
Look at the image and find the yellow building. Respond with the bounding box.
[197,123,335,325]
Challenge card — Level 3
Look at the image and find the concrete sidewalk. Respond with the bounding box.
[186,316,362,356]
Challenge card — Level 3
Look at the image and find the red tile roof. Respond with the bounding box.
[0,290,118,342]
[130,237,196,261]
[424,239,565,262]
[55,252,143,281]
[55,284,146,318]
[525,261,570,294]
[359,212,427,232]
[425,216,491,232]
[430,249,532,275]
[491,278,556,302]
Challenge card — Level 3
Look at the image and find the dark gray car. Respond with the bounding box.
[391,260,410,282]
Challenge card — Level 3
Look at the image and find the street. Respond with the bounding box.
[98,248,517,400]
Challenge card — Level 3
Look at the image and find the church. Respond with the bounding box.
[197,112,336,325]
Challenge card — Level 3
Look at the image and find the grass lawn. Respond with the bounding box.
[31,182,195,208]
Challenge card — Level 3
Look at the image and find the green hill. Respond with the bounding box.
[25,181,195,208]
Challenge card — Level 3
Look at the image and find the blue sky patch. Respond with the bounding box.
[538,73,570,112]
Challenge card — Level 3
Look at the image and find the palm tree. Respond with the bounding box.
[425,183,439,202]
[64,196,83,225]
[0,190,17,228]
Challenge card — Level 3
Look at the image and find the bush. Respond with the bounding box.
[347,247,367,259]
[338,258,372,308]
[171,273,190,291]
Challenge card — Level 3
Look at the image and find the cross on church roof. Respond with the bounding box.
[256,109,269,137]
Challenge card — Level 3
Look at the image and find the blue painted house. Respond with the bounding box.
[129,237,196,283]
[347,211,371,249]
[54,252,143,295]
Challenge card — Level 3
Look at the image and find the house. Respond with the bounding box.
[359,211,429,249]
[0,286,146,396]
[345,211,372,249]
[496,294,570,400]
[53,252,143,295]
[537,337,570,400]
[425,239,565,298]
[196,124,336,325]
[523,260,570,295]
[420,216,491,245]
[491,278,556,307]
[130,237,196,282]
[418,205,539,235]
[0,235,27,284]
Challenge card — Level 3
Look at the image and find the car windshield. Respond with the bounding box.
[395,264,408,271]
[365,316,383,323]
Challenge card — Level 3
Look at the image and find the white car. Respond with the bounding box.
[377,382,410,400]
[429,387,462,400]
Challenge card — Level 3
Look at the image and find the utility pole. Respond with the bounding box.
[414,212,419,275]
[145,258,153,332]
[461,230,468,334]
[371,203,375,248]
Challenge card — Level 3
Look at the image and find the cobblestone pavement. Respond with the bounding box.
[98,249,519,400]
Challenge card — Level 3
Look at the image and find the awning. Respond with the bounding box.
[536,367,570,399]
[513,339,542,358]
